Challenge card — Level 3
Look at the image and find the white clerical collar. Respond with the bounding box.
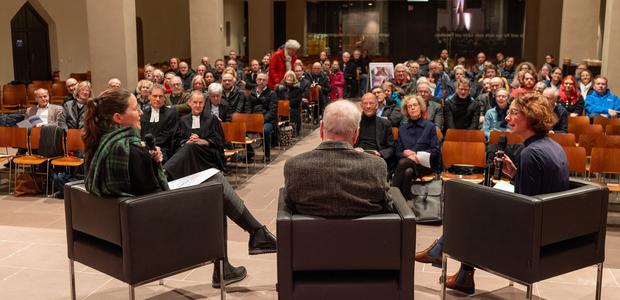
[192,115,200,129]
[150,107,160,123]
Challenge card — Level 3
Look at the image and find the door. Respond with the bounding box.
[11,2,52,82]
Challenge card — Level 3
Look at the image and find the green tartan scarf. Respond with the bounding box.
[85,126,169,197]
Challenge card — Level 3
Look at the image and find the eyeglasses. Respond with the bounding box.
[407,103,420,109]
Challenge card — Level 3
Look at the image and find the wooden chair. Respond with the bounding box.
[221,122,249,177]
[12,127,63,196]
[392,127,398,141]
[231,113,266,163]
[488,131,524,144]
[576,125,604,156]
[574,124,603,140]
[606,125,620,136]
[441,141,486,182]
[49,129,85,195]
[562,146,587,178]
[0,127,27,193]
[1,84,27,112]
[277,100,291,148]
[444,129,485,143]
[568,116,590,134]
[548,132,576,146]
[595,135,620,149]
[51,81,68,103]
[435,127,443,140]
[593,116,620,131]
[590,147,620,194]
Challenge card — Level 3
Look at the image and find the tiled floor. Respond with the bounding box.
[0,128,619,299]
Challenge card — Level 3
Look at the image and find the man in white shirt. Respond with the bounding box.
[25,88,64,126]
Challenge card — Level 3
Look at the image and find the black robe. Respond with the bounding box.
[140,106,178,160]
[163,112,226,180]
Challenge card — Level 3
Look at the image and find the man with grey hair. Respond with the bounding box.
[24,88,64,126]
[283,100,394,217]
[268,39,300,89]
[205,82,230,122]
[140,84,178,160]
[543,87,568,133]
[107,78,122,89]
[165,76,191,116]
[342,51,358,98]
[64,77,79,103]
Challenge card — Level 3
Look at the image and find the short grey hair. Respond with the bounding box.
[284,39,301,50]
[208,82,223,95]
[543,86,559,98]
[190,90,205,100]
[148,84,165,94]
[322,100,361,140]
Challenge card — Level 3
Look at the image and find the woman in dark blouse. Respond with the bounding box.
[415,92,569,295]
[392,95,440,199]
[559,75,585,117]
[83,88,276,289]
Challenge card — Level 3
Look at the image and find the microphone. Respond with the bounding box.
[144,133,156,151]
[493,136,508,180]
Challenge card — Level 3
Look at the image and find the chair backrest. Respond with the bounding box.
[568,116,590,133]
[221,121,246,144]
[392,127,398,141]
[441,141,486,168]
[595,135,620,148]
[66,129,85,152]
[231,113,264,133]
[578,132,604,156]
[590,147,620,174]
[51,81,68,98]
[0,127,27,149]
[606,124,620,136]
[562,146,586,173]
[489,131,524,144]
[593,116,611,128]
[548,132,576,146]
[2,84,27,108]
[277,100,290,118]
[29,127,42,151]
[445,129,485,143]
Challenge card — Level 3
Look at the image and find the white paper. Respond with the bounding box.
[417,151,431,168]
[493,181,515,193]
[167,168,220,190]
[16,116,43,128]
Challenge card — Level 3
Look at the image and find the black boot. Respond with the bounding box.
[248,226,277,255]
[211,259,247,288]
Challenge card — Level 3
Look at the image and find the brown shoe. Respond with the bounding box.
[445,268,475,295]
[414,239,442,267]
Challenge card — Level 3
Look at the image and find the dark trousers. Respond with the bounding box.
[392,157,433,198]
[344,78,358,99]
[290,107,301,136]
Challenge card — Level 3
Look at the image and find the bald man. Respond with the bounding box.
[305,62,331,121]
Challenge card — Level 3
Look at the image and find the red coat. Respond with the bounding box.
[329,71,344,100]
[268,48,297,90]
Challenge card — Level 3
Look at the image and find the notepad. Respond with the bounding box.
[167,168,220,190]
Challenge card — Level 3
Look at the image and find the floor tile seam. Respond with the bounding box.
[0,242,34,263]
[0,266,24,282]
[82,277,113,300]
[606,268,620,287]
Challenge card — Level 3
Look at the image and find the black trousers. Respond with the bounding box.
[392,157,433,198]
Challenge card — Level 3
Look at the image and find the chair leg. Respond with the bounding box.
[596,263,603,300]
[526,284,533,299]
[69,259,77,300]
[158,279,164,285]
[129,285,135,300]
[508,280,514,287]
[219,258,226,300]
[8,160,12,194]
[440,254,448,300]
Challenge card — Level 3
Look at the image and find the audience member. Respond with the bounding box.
[64,78,78,104]
[353,49,369,95]
[578,69,594,96]
[329,60,344,100]
[165,76,191,115]
[444,78,480,130]
[559,75,585,117]
[250,73,277,161]
[205,83,230,122]
[482,88,510,139]
[25,88,64,127]
[342,51,358,98]
[284,99,392,217]
[244,59,260,89]
[306,62,331,119]
[152,69,164,84]
[276,71,303,136]
[500,57,515,82]
[407,61,422,82]
[136,80,153,111]
[543,87,568,133]
[140,84,178,160]
[107,78,121,89]
[391,63,416,96]
[511,69,536,98]
[191,75,206,93]
[417,82,443,130]
[178,61,195,91]
[372,86,402,127]
[354,93,395,169]
[61,81,91,129]
[438,49,455,71]
[392,95,440,199]
[585,76,620,119]
[169,57,180,75]
[548,67,563,89]
[268,39,300,90]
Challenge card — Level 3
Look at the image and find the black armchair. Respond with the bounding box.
[64,181,227,300]
[441,179,609,299]
[276,187,416,300]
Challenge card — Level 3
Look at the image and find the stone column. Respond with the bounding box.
[559,0,602,65]
[86,0,138,94]
[286,0,306,56]
[602,0,620,89]
[248,0,274,60]
[523,0,563,66]
[189,0,225,68]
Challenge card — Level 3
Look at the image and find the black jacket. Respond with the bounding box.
[251,87,278,124]
[444,94,480,130]
[276,84,303,109]
[355,116,395,161]
[140,105,179,160]
[379,103,403,127]
[222,86,246,117]
[341,60,357,81]
[305,72,331,103]
[204,100,231,122]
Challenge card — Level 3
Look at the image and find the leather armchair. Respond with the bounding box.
[441,179,609,300]
[277,187,416,300]
[64,181,226,300]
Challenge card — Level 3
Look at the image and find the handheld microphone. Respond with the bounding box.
[493,136,508,180]
[144,133,156,151]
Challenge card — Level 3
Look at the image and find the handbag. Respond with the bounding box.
[14,172,46,197]
[279,124,293,147]
[409,178,443,225]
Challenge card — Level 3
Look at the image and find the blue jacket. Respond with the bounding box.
[483,107,510,139]
[395,118,440,168]
[585,90,620,116]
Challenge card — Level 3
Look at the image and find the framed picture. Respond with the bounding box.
[369,62,394,89]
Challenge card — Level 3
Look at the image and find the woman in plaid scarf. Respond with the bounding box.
[83,88,276,288]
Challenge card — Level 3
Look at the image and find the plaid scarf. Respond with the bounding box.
[86,126,169,197]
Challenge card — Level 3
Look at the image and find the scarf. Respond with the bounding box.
[86,126,169,197]
[579,81,592,96]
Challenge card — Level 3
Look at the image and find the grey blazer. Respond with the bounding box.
[25,104,64,126]
[426,100,444,130]
[283,140,392,217]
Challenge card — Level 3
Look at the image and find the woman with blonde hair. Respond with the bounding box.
[276,70,303,135]
[136,79,153,110]
[191,75,207,92]
[391,95,440,199]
